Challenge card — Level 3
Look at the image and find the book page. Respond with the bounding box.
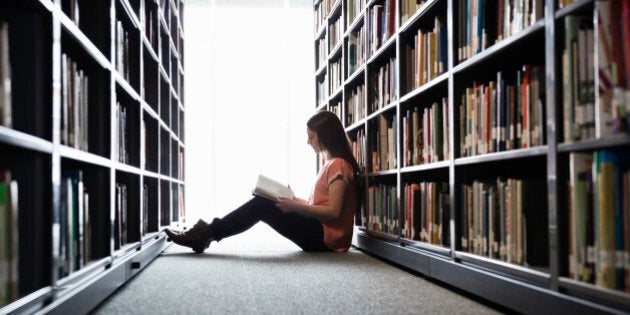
[252,174,294,201]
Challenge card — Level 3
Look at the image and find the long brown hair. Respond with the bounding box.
[307,111,360,173]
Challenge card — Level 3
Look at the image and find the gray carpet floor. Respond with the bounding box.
[93,232,503,314]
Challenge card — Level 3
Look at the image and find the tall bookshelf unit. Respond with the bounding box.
[0,0,185,313]
[314,0,630,313]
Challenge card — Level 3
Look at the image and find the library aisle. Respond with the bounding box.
[93,225,503,314]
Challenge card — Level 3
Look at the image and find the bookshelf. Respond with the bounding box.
[314,0,630,313]
[0,0,185,313]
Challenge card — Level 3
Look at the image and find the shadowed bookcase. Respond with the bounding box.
[0,0,185,313]
[315,0,630,313]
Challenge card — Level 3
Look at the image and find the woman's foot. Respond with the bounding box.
[164,219,213,253]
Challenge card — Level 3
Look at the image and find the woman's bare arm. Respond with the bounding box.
[276,177,346,221]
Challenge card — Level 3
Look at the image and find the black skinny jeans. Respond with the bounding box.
[208,196,332,252]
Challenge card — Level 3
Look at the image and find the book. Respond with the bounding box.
[252,174,294,202]
[0,22,11,128]
[0,170,18,306]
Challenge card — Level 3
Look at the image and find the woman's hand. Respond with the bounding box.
[276,197,305,214]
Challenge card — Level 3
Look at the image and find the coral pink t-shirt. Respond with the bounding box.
[308,158,357,252]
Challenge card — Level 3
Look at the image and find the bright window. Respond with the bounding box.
[184,2,316,229]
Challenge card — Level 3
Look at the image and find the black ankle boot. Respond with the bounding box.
[164,219,213,253]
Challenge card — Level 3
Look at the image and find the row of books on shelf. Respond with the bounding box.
[115,102,129,164]
[314,0,336,34]
[562,1,630,143]
[115,20,131,84]
[401,181,450,246]
[55,173,157,280]
[0,23,12,129]
[369,56,397,114]
[369,0,396,56]
[61,53,89,151]
[347,24,365,76]
[331,100,342,120]
[400,0,428,25]
[563,15,595,142]
[373,114,397,171]
[402,97,450,166]
[178,151,185,181]
[142,184,149,237]
[363,181,451,247]
[330,59,342,94]
[346,83,365,125]
[317,36,327,70]
[459,178,547,267]
[317,74,328,107]
[594,1,630,139]
[403,16,447,91]
[364,183,397,234]
[351,128,367,171]
[361,176,546,265]
[346,0,366,28]
[177,184,185,223]
[0,171,18,307]
[568,150,630,292]
[145,8,159,52]
[457,0,544,63]
[459,65,546,157]
[116,183,128,248]
[58,171,90,278]
[329,15,343,52]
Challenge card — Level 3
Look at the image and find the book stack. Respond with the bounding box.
[116,20,130,82]
[58,171,90,278]
[457,0,544,63]
[116,183,128,248]
[567,150,630,291]
[314,0,328,34]
[329,15,343,53]
[0,171,18,307]
[142,184,148,236]
[369,56,396,114]
[401,0,427,25]
[0,23,11,128]
[460,178,548,267]
[368,0,396,56]
[404,16,447,92]
[317,35,327,70]
[144,6,158,52]
[366,183,397,234]
[178,149,184,181]
[402,181,449,246]
[316,73,328,108]
[596,1,630,138]
[346,82,365,126]
[178,185,184,224]
[329,58,342,95]
[351,129,366,172]
[346,0,365,28]
[402,97,449,167]
[371,114,396,172]
[115,102,128,164]
[347,24,365,76]
[458,65,545,157]
[330,100,341,121]
[61,54,89,151]
[562,15,595,142]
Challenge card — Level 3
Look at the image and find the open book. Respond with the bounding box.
[252,174,294,202]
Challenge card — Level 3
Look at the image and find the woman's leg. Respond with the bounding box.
[209,196,330,252]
